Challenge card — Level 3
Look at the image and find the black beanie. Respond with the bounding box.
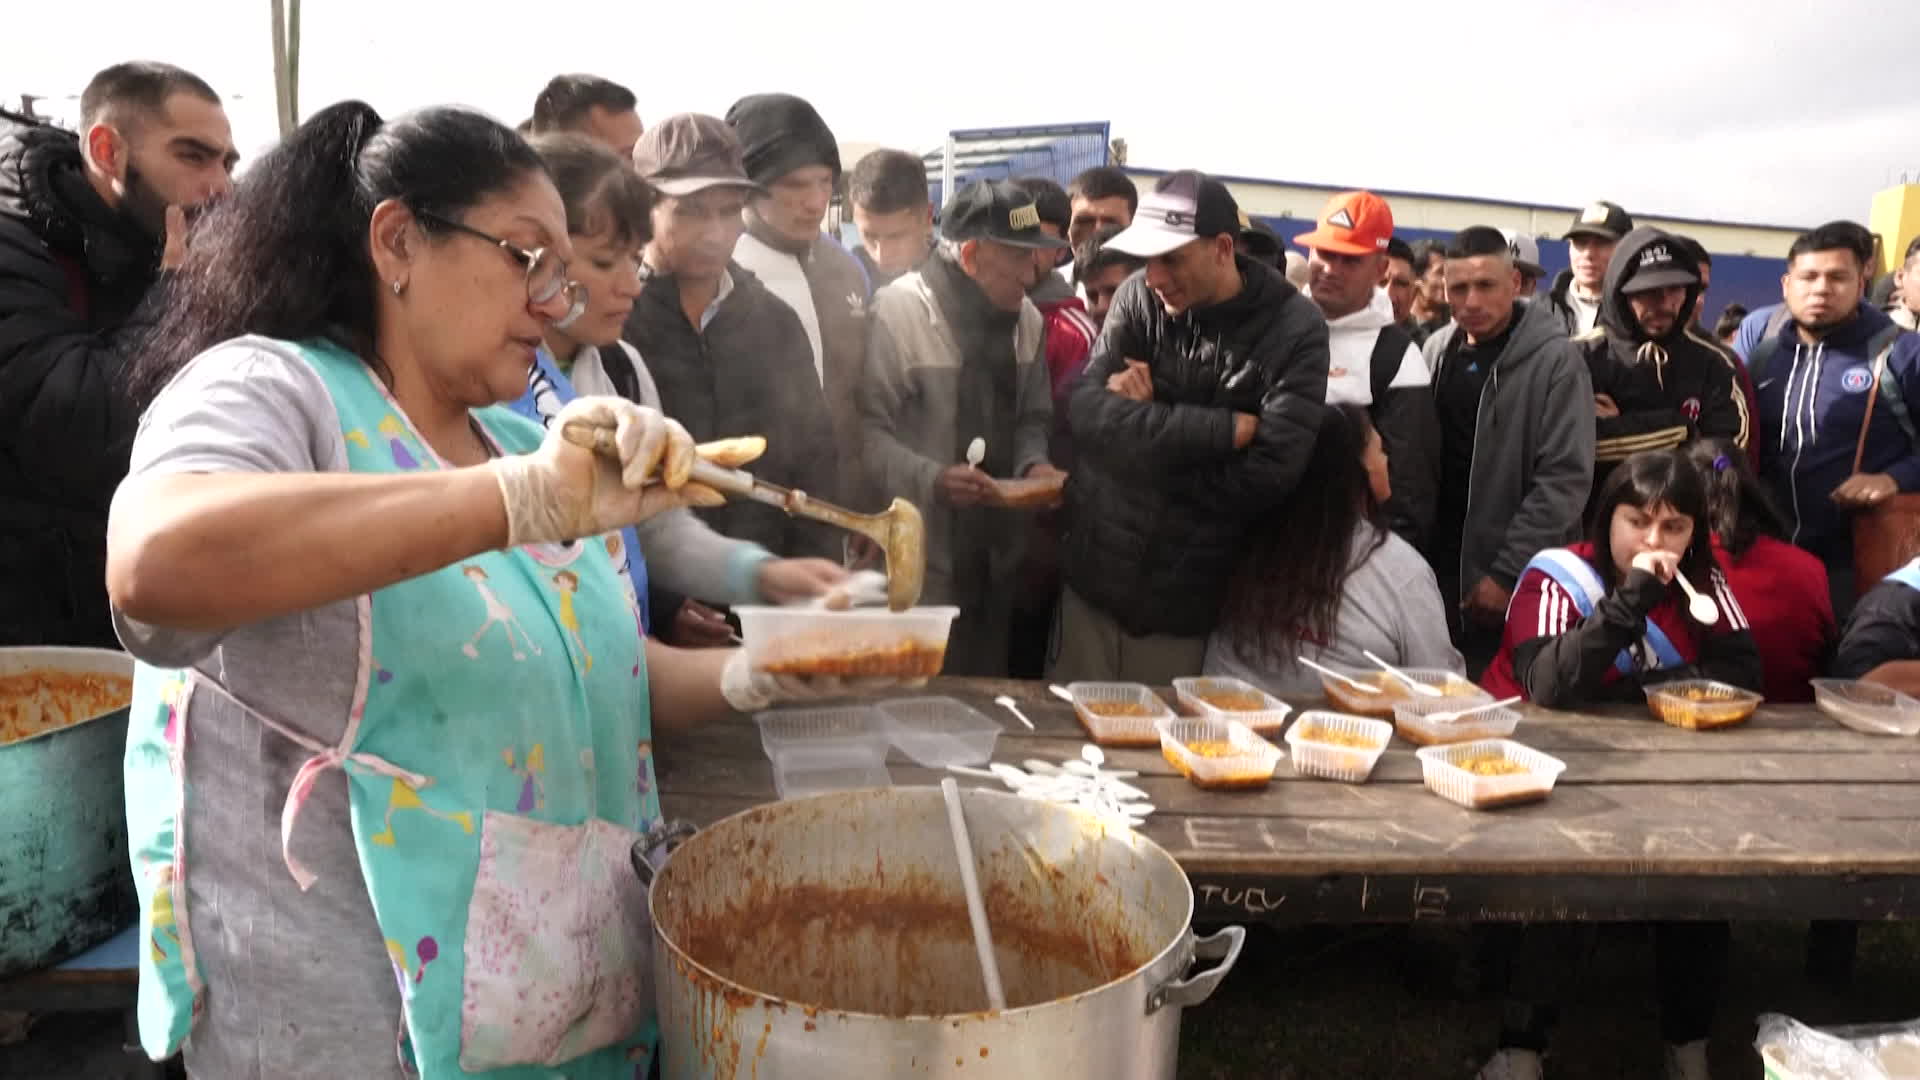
[724,93,841,187]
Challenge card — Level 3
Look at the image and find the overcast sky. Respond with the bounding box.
[10,0,1919,228]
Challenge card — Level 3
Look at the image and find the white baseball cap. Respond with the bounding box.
[1501,229,1547,278]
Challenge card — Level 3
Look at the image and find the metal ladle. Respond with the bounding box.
[561,421,927,611]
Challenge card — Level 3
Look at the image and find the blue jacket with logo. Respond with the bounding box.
[1748,302,1920,559]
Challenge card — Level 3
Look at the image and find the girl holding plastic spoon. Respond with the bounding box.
[1480,448,1761,707]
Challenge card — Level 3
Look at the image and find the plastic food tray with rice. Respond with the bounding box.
[874,696,1002,767]
[1318,666,1489,718]
[1173,675,1293,736]
[1415,739,1567,810]
[1393,695,1522,746]
[1283,710,1393,783]
[1155,716,1283,791]
[735,605,959,679]
[1809,678,1920,737]
[1068,682,1175,747]
[755,705,892,799]
[1644,679,1762,730]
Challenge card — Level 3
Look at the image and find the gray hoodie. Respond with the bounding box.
[1423,298,1596,598]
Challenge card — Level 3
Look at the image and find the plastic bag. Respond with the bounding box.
[1757,1012,1920,1080]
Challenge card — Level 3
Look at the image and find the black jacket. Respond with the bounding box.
[1063,257,1330,637]
[0,112,158,647]
[619,261,841,563]
[1833,572,1920,679]
[1575,227,1749,479]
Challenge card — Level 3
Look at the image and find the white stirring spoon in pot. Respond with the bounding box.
[1672,568,1721,625]
[1298,656,1383,694]
[1363,649,1445,698]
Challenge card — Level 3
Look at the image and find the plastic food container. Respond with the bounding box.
[757,705,893,800]
[1416,739,1567,810]
[1319,666,1487,718]
[1155,717,1283,791]
[1644,679,1763,730]
[1173,676,1293,736]
[734,605,960,678]
[770,761,893,800]
[1393,695,1522,746]
[1283,711,1392,783]
[1067,682,1174,747]
[1809,678,1920,736]
[875,696,1002,766]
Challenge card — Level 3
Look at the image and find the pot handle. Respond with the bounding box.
[1145,926,1245,1015]
[629,820,698,889]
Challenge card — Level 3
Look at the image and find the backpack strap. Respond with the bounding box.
[1746,306,1794,382]
[1369,323,1413,405]
[1869,326,1917,448]
[1519,549,1688,675]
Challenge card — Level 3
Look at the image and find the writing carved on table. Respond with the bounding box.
[1413,882,1449,920]
[1183,818,1246,854]
[1197,883,1287,915]
[1642,825,1719,855]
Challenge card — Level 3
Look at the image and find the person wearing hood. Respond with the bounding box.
[1055,170,1330,684]
[0,62,236,648]
[1546,200,1633,334]
[1425,226,1595,672]
[1740,221,1920,607]
[1299,190,1441,551]
[623,114,841,570]
[1576,226,1751,508]
[859,180,1064,676]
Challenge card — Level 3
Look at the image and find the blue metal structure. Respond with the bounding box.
[920,122,1112,212]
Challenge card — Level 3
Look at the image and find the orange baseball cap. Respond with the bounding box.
[1294,190,1395,256]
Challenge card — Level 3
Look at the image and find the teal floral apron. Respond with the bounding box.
[125,338,664,1077]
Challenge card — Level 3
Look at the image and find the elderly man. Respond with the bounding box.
[0,61,236,646]
[859,180,1065,676]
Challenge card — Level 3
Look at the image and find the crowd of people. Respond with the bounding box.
[6,59,1920,1080]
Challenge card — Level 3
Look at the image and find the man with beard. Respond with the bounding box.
[0,61,235,646]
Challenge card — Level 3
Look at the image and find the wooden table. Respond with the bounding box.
[654,679,1920,926]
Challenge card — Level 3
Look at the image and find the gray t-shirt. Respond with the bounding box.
[1203,528,1464,698]
[114,337,411,1078]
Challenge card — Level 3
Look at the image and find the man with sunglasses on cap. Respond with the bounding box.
[859,179,1066,676]
[622,114,842,649]
[1054,170,1329,684]
[1547,200,1634,334]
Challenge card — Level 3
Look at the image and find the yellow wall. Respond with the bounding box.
[1870,185,1920,276]
[1134,172,1805,258]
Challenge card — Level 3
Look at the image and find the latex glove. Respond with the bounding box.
[719,649,928,713]
[489,396,722,547]
[756,558,850,605]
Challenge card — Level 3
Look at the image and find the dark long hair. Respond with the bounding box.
[128,101,548,405]
[1684,439,1789,558]
[1588,449,1717,589]
[1222,404,1389,661]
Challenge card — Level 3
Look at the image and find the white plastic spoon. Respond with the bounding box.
[1425,695,1523,725]
[940,779,1007,1011]
[1672,569,1721,625]
[1363,649,1445,698]
[1298,656,1383,695]
[993,694,1035,730]
[1048,684,1075,704]
[966,437,986,470]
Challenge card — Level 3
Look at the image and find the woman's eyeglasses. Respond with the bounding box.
[414,209,588,319]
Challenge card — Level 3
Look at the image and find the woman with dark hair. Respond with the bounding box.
[1476,447,1757,1080]
[512,133,846,647]
[1205,404,1460,694]
[1685,437,1833,701]
[1482,448,1761,705]
[111,102,899,1079]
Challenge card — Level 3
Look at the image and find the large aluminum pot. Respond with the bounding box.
[0,646,136,976]
[641,786,1243,1079]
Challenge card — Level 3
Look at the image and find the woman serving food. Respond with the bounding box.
[109,102,895,1079]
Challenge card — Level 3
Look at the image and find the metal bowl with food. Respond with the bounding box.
[0,646,137,976]
[642,787,1245,1079]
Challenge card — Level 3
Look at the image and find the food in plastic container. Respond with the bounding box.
[1067,682,1174,747]
[1416,739,1566,810]
[735,605,959,678]
[1393,695,1522,746]
[875,696,1002,766]
[1282,710,1392,783]
[1173,676,1293,735]
[1156,717,1283,790]
[1644,679,1762,730]
[1319,666,1487,718]
[1809,679,1920,737]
